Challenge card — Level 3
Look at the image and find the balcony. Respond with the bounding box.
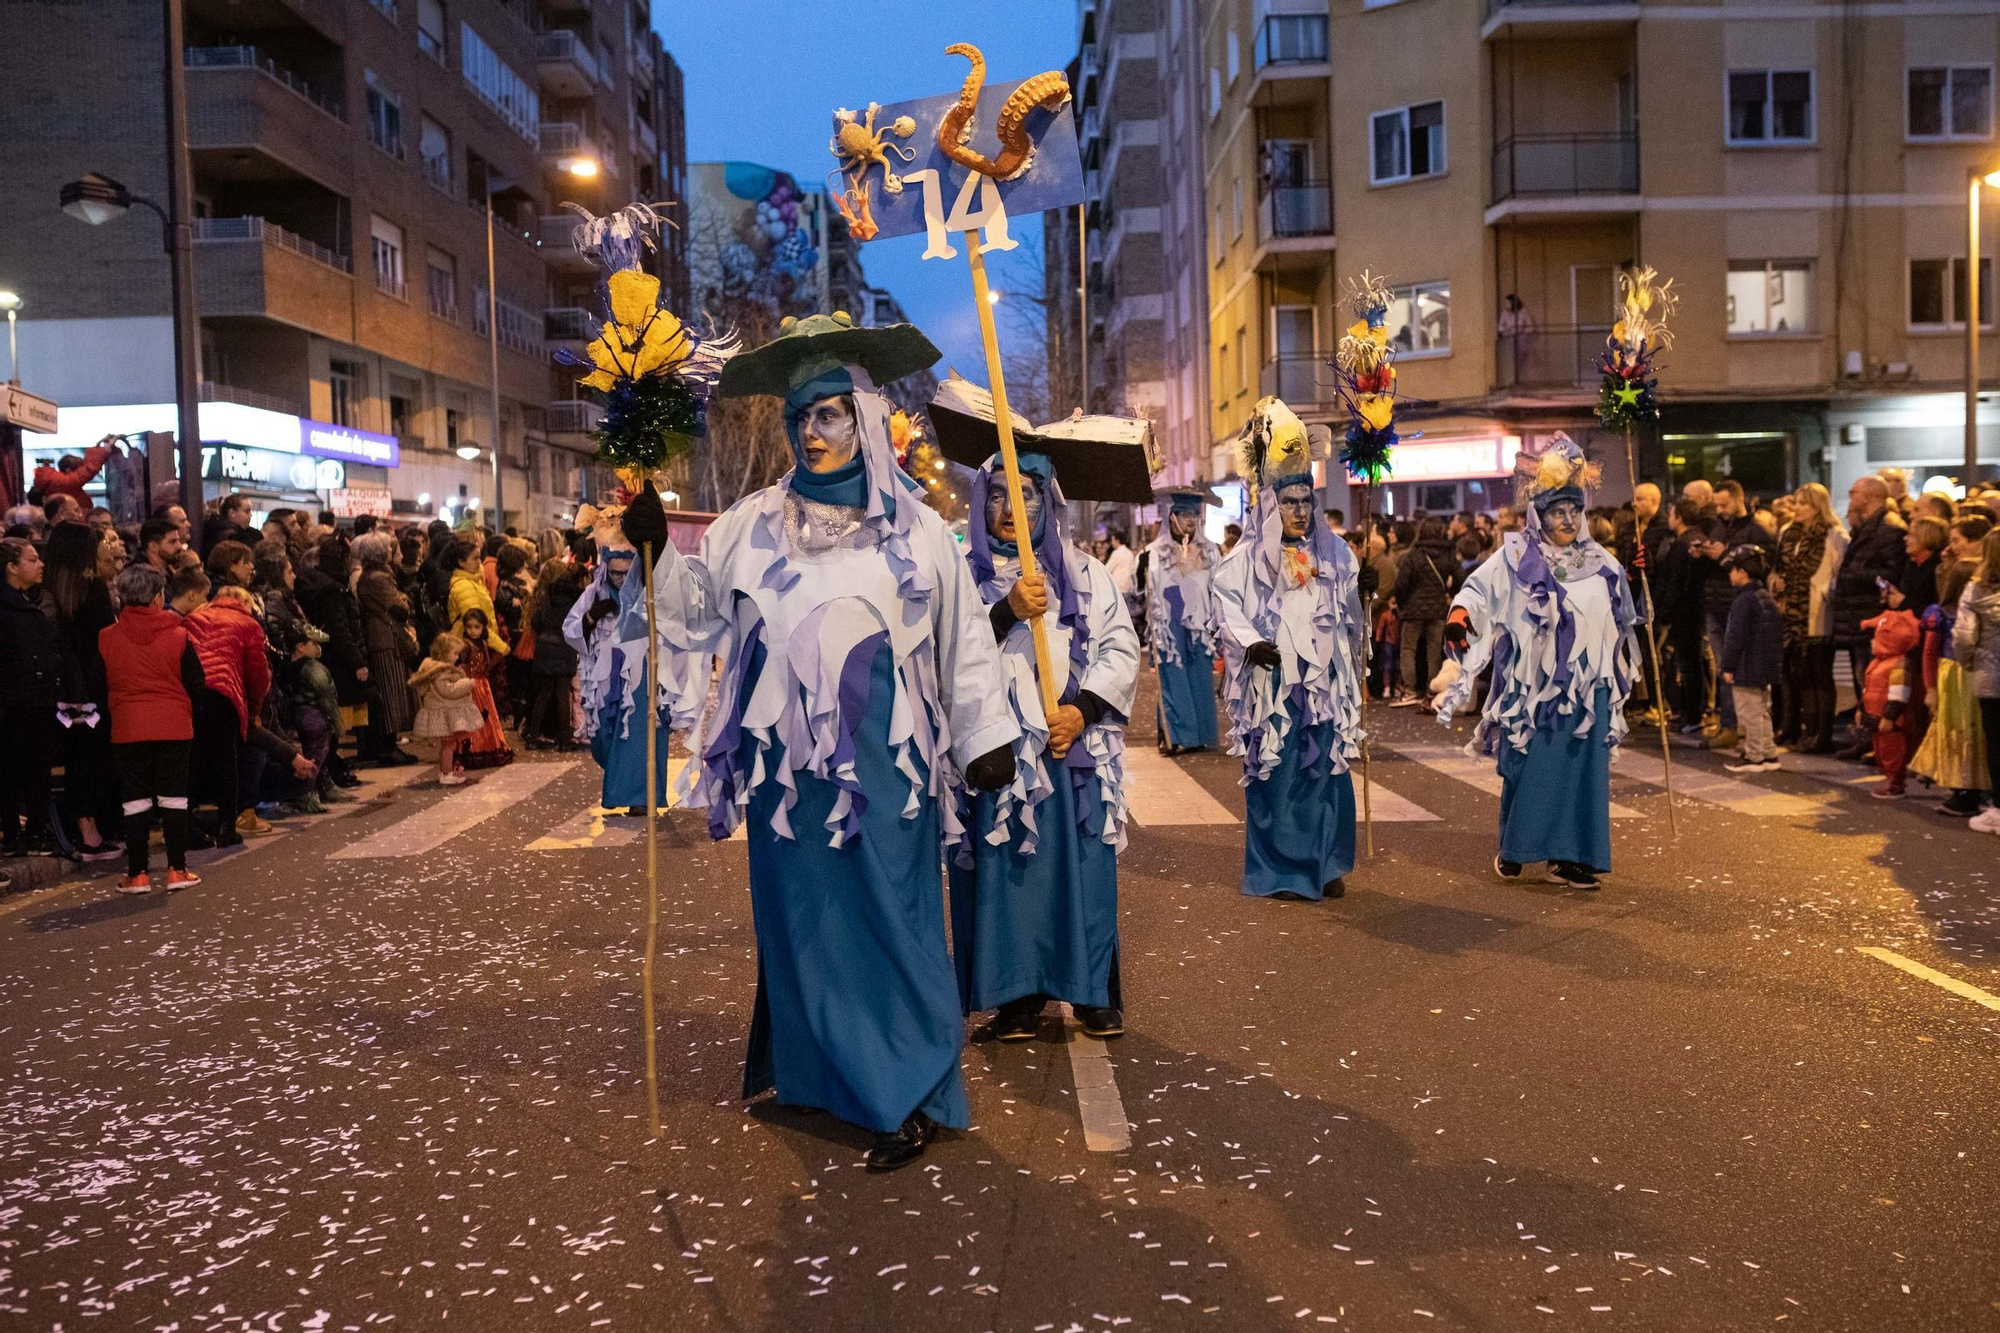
[544,399,604,438]
[202,380,300,415]
[1483,0,1641,39]
[1494,325,1613,392]
[191,216,355,341]
[1261,355,1335,408]
[545,306,594,343]
[537,214,593,272]
[1260,184,1333,240]
[185,46,349,189]
[1488,133,1639,220]
[536,30,598,99]
[541,0,590,12]
[1250,13,1329,104]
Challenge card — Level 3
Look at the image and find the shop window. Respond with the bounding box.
[1726,260,1813,333]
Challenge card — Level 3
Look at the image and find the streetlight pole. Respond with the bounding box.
[162,0,202,530]
[1970,167,1982,484]
[485,191,503,532]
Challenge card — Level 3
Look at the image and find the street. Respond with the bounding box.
[1,679,1995,1333]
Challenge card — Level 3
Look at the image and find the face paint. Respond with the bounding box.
[799,395,860,473]
[1169,509,1199,539]
[1276,484,1316,540]
[985,473,1045,545]
[1543,499,1583,547]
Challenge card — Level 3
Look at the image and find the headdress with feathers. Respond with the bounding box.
[1514,432,1602,517]
[1233,395,1333,511]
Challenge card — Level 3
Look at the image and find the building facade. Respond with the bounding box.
[1198,0,2000,518]
[1,0,688,533]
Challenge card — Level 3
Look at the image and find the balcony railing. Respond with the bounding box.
[201,381,299,416]
[539,121,588,156]
[374,270,408,301]
[1261,183,1333,239]
[1254,13,1329,68]
[192,215,352,274]
[544,399,604,436]
[417,27,445,64]
[184,45,344,121]
[1490,133,1638,204]
[1485,0,1633,19]
[545,306,594,340]
[536,30,599,82]
[1261,355,1334,406]
[1495,325,1614,389]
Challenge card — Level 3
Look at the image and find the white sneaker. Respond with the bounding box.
[1724,758,1781,774]
[439,771,468,787]
[1969,807,2000,834]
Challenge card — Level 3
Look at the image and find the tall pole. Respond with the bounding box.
[1969,170,1982,482]
[485,196,504,533]
[1625,427,1680,837]
[1077,202,1088,415]
[641,539,661,1139]
[163,0,203,535]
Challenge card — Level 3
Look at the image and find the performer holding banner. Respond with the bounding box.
[1145,487,1224,754]
[1213,397,1367,901]
[641,313,1020,1172]
[1430,433,1640,890]
[949,448,1139,1042]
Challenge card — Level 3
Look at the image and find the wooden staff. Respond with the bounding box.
[965,233,1061,720]
[641,538,662,1138]
[1358,484,1376,859]
[1623,427,1681,838]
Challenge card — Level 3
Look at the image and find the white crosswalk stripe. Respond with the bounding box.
[1120,746,1241,826]
[1384,742,1644,819]
[1612,749,1832,817]
[330,761,577,859]
[529,756,746,847]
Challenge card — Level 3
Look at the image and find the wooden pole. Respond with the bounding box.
[1358,488,1375,859]
[966,233,1062,720]
[641,540,662,1138]
[1625,428,1680,838]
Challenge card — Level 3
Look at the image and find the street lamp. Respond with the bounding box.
[483,157,597,533]
[1968,164,2000,483]
[0,291,20,386]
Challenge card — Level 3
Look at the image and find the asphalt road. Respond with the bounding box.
[1,678,1995,1333]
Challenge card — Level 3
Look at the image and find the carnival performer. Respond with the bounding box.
[1145,486,1224,754]
[1213,397,1367,901]
[563,543,666,815]
[641,312,1019,1172]
[950,450,1139,1043]
[1431,433,1639,890]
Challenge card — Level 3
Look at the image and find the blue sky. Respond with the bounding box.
[660,0,1076,376]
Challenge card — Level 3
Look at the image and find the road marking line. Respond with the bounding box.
[527,806,643,850]
[1059,1004,1131,1152]
[1855,946,2000,1012]
[1387,742,1641,819]
[1612,750,1828,817]
[330,762,576,859]
[1359,780,1440,823]
[1773,752,1890,788]
[1121,746,1240,825]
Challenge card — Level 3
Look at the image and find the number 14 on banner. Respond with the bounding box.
[904,169,1016,259]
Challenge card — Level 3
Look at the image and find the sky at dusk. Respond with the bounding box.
[657,0,1077,380]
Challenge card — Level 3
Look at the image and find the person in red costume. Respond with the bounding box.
[31,437,117,513]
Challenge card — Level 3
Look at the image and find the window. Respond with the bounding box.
[387,374,419,439]
[1727,69,1814,144]
[367,0,396,21]
[417,0,446,63]
[364,71,404,159]
[1908,66,1993,141]
[1370,101,1444,185]
[426,247,457,321]
[1386,281,1450,355]
[419,116,451,193]
[460,21,540,143]
[1212,203,1224,265]
[369,215,406,299]
[1235,327,1248,392]
[1726,260,1813,333]
[1909,257,1994,327]
[1226,30,1240,83]
[1273,304,1316,359]
[445,406,463,448]
[465,148,492,208]
[597,38,614,88]
[1231,177,1243,238]
[329,359,365,429]
[471,280,490,335]
[1208,67,1221,120]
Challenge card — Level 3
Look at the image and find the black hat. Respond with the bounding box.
[929,373,1159,503]
[1721,544,1769,580]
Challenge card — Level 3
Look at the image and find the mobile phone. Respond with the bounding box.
[1874,576,1891,591]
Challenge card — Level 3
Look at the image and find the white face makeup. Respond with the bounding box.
[1276,484,1315,539]
[985,475,1045,545]
[1542,499,1584,547]
[799,395,861,474]
[1169,509,1200,539]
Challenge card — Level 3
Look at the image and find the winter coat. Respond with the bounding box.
[447,566,509,653]
[1954,579,2000,697]
[409,656,483,738]
[1861,610,1922,716]
[1777,518,1845,641]
[357,567,413,656]
[185,598,271,738]
[54,582,117,706]
[529,572,582,675]
[1650,529,1709,631]
[0,581,73,709]
[101,604,203,743]
[1830,511,1908,642]
[1391,539,1456,621]
[1700,512,1776,620]
[30,443,113,510]
[1897,552,1940,616]
[1720,584,1784,690]
[201,514,255,553]
[295,566,371,705]
[1617,516,1673,621]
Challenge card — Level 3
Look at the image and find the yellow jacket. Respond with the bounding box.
[448,566,509,653]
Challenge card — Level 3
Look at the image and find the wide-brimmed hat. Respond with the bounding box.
[1155,484,1221,509]
[717,311,939,400]
[930,374,1158,502]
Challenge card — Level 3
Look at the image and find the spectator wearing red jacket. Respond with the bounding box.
[186,584,274,841]
[31,439,115,514]
[100,563,206,893]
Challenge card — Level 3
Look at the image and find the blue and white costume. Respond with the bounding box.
[650,329,1017,1136]
[1145,492,1223,752]
[564,547,680,810]
[1212,398,1367,899]
[948,453,1139,1015]
[1433,438,1638,874]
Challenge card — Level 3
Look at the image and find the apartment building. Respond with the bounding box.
[0,0,687,533]
[1201,0,2000,519]
[1158,0,1216,491]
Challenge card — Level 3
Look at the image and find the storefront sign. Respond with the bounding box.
[28,402,399,469]
[304,422,400,467]
[1387,435,1522,482]
[201,445,344,492]
[330,486,394,518]
[0,386,59,432]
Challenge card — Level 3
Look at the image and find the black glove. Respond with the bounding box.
[622,480,669,555]
[1245,640,1282,670]
[965,744,1017,792]
[1442,618,1471,653]
[582,597,619,637]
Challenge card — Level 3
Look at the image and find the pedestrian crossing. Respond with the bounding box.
[1386,742,1644,819]
[330,761,577,859]
[525,756,746,849]
[1611,748,1832,818]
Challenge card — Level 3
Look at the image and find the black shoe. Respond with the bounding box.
[1494,855,1523,880]
[985,997,1043,1042]
[21,831,59,858]
[1076,1005,1124,1038]
[524,736,554,751]
[330,769,363,789]
[213,828,244,849]
[865,1112,937,1172]
[1940,790,1986,818]
[1270,889,1311,901]
[1546,861,1600,890]
[1323,877,1346,899]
